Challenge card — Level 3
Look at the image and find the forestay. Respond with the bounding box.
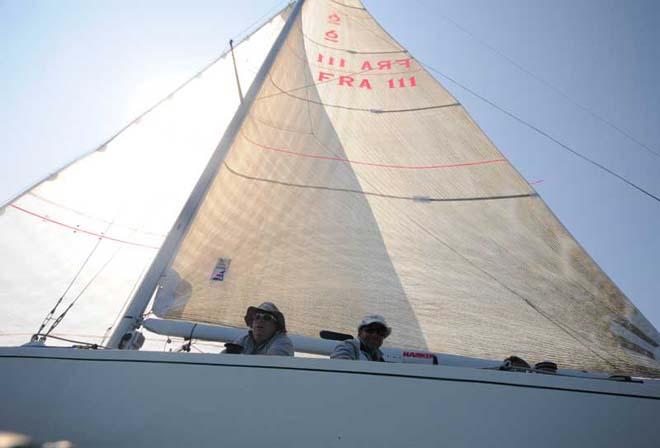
[151,0,659,377]
[0,7,291,347]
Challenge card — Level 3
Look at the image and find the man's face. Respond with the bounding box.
[251,312,278,344]
[358,324,388,352]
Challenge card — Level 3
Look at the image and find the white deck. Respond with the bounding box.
[1,346,659,447]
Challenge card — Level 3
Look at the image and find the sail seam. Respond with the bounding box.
[265,73,460,112]
[25,192,166,238]
[259,68,365,100]
[372,104,461,114]
[9,204,160,250]
[421,62,660,204]
[303,32,406,54]
[277,89,459,112]
[241,130,505,169]
[286,17,407,68]
[306,1,638,360]
[258,67,365,100]
[223,163,536,203]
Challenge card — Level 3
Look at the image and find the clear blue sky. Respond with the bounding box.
[1,0,658,329]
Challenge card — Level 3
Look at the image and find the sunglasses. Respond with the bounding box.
[363,326,388,337]
[254,312,277,323]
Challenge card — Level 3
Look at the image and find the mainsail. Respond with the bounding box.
[0,7,291,347]
[1,0,658,377]
[150,0,659,376]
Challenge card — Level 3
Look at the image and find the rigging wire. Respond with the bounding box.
[302,116,623,371]
[36,128,149,340]
[44,247,122,337]
[237,68,633,367]
[12,2,654,367]
[249,23,659,204]
[254,47,659,203]
[35,237,104,337]
[414,0,660,159]
[30,333,109,349]
[238,26,651,368]
[418,61,660,204]
[20,3,293,345]
[405,209,625,370]
[358,0,660,204]
[243,49,630,370]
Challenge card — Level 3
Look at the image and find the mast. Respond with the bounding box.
[107,0,306,349]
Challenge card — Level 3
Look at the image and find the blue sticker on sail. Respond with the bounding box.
[211,258,231,282]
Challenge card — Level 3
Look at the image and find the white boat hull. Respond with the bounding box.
[1,347,658,447]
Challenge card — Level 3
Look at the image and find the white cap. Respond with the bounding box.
[358,314,391,337]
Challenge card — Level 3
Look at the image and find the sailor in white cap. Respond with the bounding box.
[223,302,294,356]
[330,314,391,361]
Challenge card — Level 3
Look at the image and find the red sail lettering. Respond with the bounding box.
[377,60,392,70]
[361,61,373,71]
[324,30,339,42]
[359,79,372,90]
[396,58,412,69]
[387,77,416,88]
[318,54,346,68]
[338,75,354,87]
[318,71,334,82]
[328,13,341,24]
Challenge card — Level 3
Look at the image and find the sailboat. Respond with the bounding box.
[1,0,659,446]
